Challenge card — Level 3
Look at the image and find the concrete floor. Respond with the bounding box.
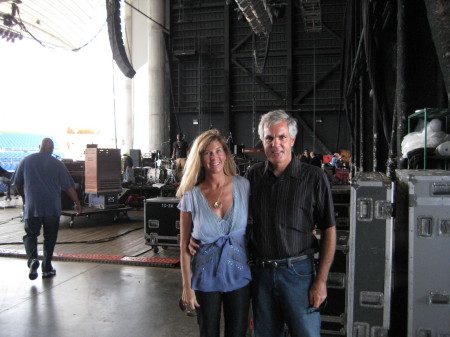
[0,196,203,337]
[0,257,199,337]
[0,189,351,337]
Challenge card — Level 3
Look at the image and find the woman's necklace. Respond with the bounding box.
[213,182,224,209]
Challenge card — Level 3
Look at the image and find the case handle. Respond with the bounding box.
[427,292,450,305]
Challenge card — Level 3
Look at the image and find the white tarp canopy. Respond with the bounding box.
[0,0,107,51]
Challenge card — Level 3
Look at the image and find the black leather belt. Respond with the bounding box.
[256,254,314,269]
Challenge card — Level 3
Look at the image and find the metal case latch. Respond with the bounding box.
[374,200,393,219]
[371,327,389,337]
[327,272,345,289]
[353,322,369,337]
[439,220,450,236]
[431,182,450,196]
[147,219,160,229]
[360,291,384,308]
[148,233,158,244]
[357,198,373,221]
[427,292,450,305]
[417,217,433,237]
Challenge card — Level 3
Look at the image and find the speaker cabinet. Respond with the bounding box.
[106,0,136,78]
[85,148,122,194]
[130,149,142,167]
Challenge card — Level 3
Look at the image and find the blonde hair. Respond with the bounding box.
[176,129,237,198]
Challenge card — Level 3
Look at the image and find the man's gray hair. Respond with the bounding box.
[258,109,298,140]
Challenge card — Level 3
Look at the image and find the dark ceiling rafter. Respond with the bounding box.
[231,57,284,102]
[230,24,284,102]
[322,22,342,42]
[293,112,331,153]
[423,0,450,104]
[169,0,348,152]
[294,60,341,105]
[230,1,344,115]
[231,31,253,53]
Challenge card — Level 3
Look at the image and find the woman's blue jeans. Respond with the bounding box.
[251,258,321,337]
[23,216,60,272]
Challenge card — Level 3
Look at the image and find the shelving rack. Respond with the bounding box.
[407,108,450,169]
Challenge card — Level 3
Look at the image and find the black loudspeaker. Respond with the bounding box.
[142,158,152,167]
[130,149,142,167]
[106,0,136,78]
[234,144,245,155]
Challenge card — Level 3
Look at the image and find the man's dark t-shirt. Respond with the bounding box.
[123,156,133,170]
[173,141,188,159]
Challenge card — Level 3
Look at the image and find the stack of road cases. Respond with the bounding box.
[318,185,350,336]
[320,229,349,336]
[347,172,394,337]
[395,170,450,337]
[144,197,180,253]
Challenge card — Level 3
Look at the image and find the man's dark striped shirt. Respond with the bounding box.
[245,156,336,260]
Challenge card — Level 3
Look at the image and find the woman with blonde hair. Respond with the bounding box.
[177,129,251,337]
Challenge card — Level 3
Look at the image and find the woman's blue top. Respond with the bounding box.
[178,175,252,292]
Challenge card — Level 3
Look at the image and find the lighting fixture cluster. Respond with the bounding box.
[0,26,22,42]
[234,0,273,37]
[299,0,322,32]
[1,1,24,42]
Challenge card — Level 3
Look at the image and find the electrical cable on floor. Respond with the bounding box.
[134,248,155,257]
[0,226,142,246]
[0,215,22,225]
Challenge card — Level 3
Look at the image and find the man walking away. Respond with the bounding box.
[12,138,82,280]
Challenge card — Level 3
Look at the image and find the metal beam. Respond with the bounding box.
[345,28,365,98]
[322,22,342,42]
[423,0,450,104]
[286,0,293,110]
[224,2,231,134]
[231,32,253,53]
[294,113,331,154]
[231,57,284,102]
[294,61,340,104]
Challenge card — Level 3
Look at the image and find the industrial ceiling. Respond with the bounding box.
[0,0,106,50]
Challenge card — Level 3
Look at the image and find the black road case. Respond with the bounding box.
[347,172,394,337]
[320,229,349,336]
[144,197,180,253]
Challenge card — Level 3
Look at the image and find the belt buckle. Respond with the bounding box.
[261,260,278,268]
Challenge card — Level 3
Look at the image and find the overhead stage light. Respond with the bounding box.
[234,0,273,37]
[0,2,24,43]
[299,0,322,32]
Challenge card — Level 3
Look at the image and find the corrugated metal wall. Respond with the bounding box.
[169,0,349,155]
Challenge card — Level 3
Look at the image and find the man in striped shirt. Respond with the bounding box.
[245,109,336,337]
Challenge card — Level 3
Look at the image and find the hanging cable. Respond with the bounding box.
[252,33,257,147]
[124,0,169,34]
[111,58,118,149]
[16,5,108,51]
[313,36,316,152]
[123,4,135,148]
[72,21,108,52]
